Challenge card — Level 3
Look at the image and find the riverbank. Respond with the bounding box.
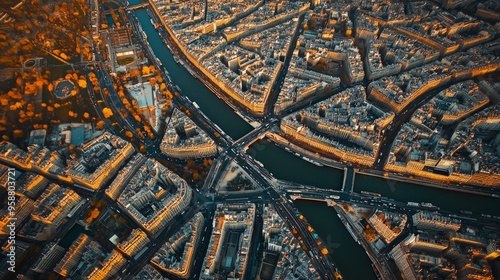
[293,200,378,280]
[146,7,263,128]
[133,9,253,140]
[267,131,500,198]
[333,203,395,280]
[139,0,500,195]
[147,0,268,116]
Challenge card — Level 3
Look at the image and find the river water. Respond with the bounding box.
[132,4,498,279]
[355,174,500,216]
[247,139,344,189]
[247,139,499,279]
[294,200,378,280]
[249,139,499,216]
[134,9,253,140]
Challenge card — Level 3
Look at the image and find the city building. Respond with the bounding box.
[135,264,164,280]
[31,242,65,273]
[66,132,135,191]
[31,184,83,227]
[28,129,46,146]
[14,173,49,199]
[281,85,392,166]
[87,250,126,280]
[54,234,106,278]
[201,203,255,279]
[116,158,192,236]
[367,210,407,244]
[152,212,204,278]
[160,109,217,159]
[412,211,461,232]
[106,153,147,200]
[151,0,309,115]
[486,241,500,260]
[117,228,150,257]
[0,196,34,237]
[260,204,320,279]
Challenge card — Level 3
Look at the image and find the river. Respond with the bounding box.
[248,139,499,216]
[247,139,344,189]
[131,3,498,279]
[133,9,253,140]
[294,200,378,280]
[247,139,500,279]
[354,174,500,216]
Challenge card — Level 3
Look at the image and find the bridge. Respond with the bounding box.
[122,7,354,279]
[289,195,336,207]
[234,120,278,150]
[341,166,355,194]
[126,2,149,10]
[237,128,267,151]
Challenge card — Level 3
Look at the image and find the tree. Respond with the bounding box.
[136,128,144,139]
[96,120,105,130]
[34,80,44,89]
[129,69,140,78]
[187,159,196,169]
[102,107,113,118]
[141,65,150,75]
[78,79,87,88]
[13,129,23,138]
[192,171,199,181]
[139,143,146,153]
[85,208,100,223]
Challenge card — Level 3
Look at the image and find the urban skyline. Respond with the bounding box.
[0,0,499,279]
